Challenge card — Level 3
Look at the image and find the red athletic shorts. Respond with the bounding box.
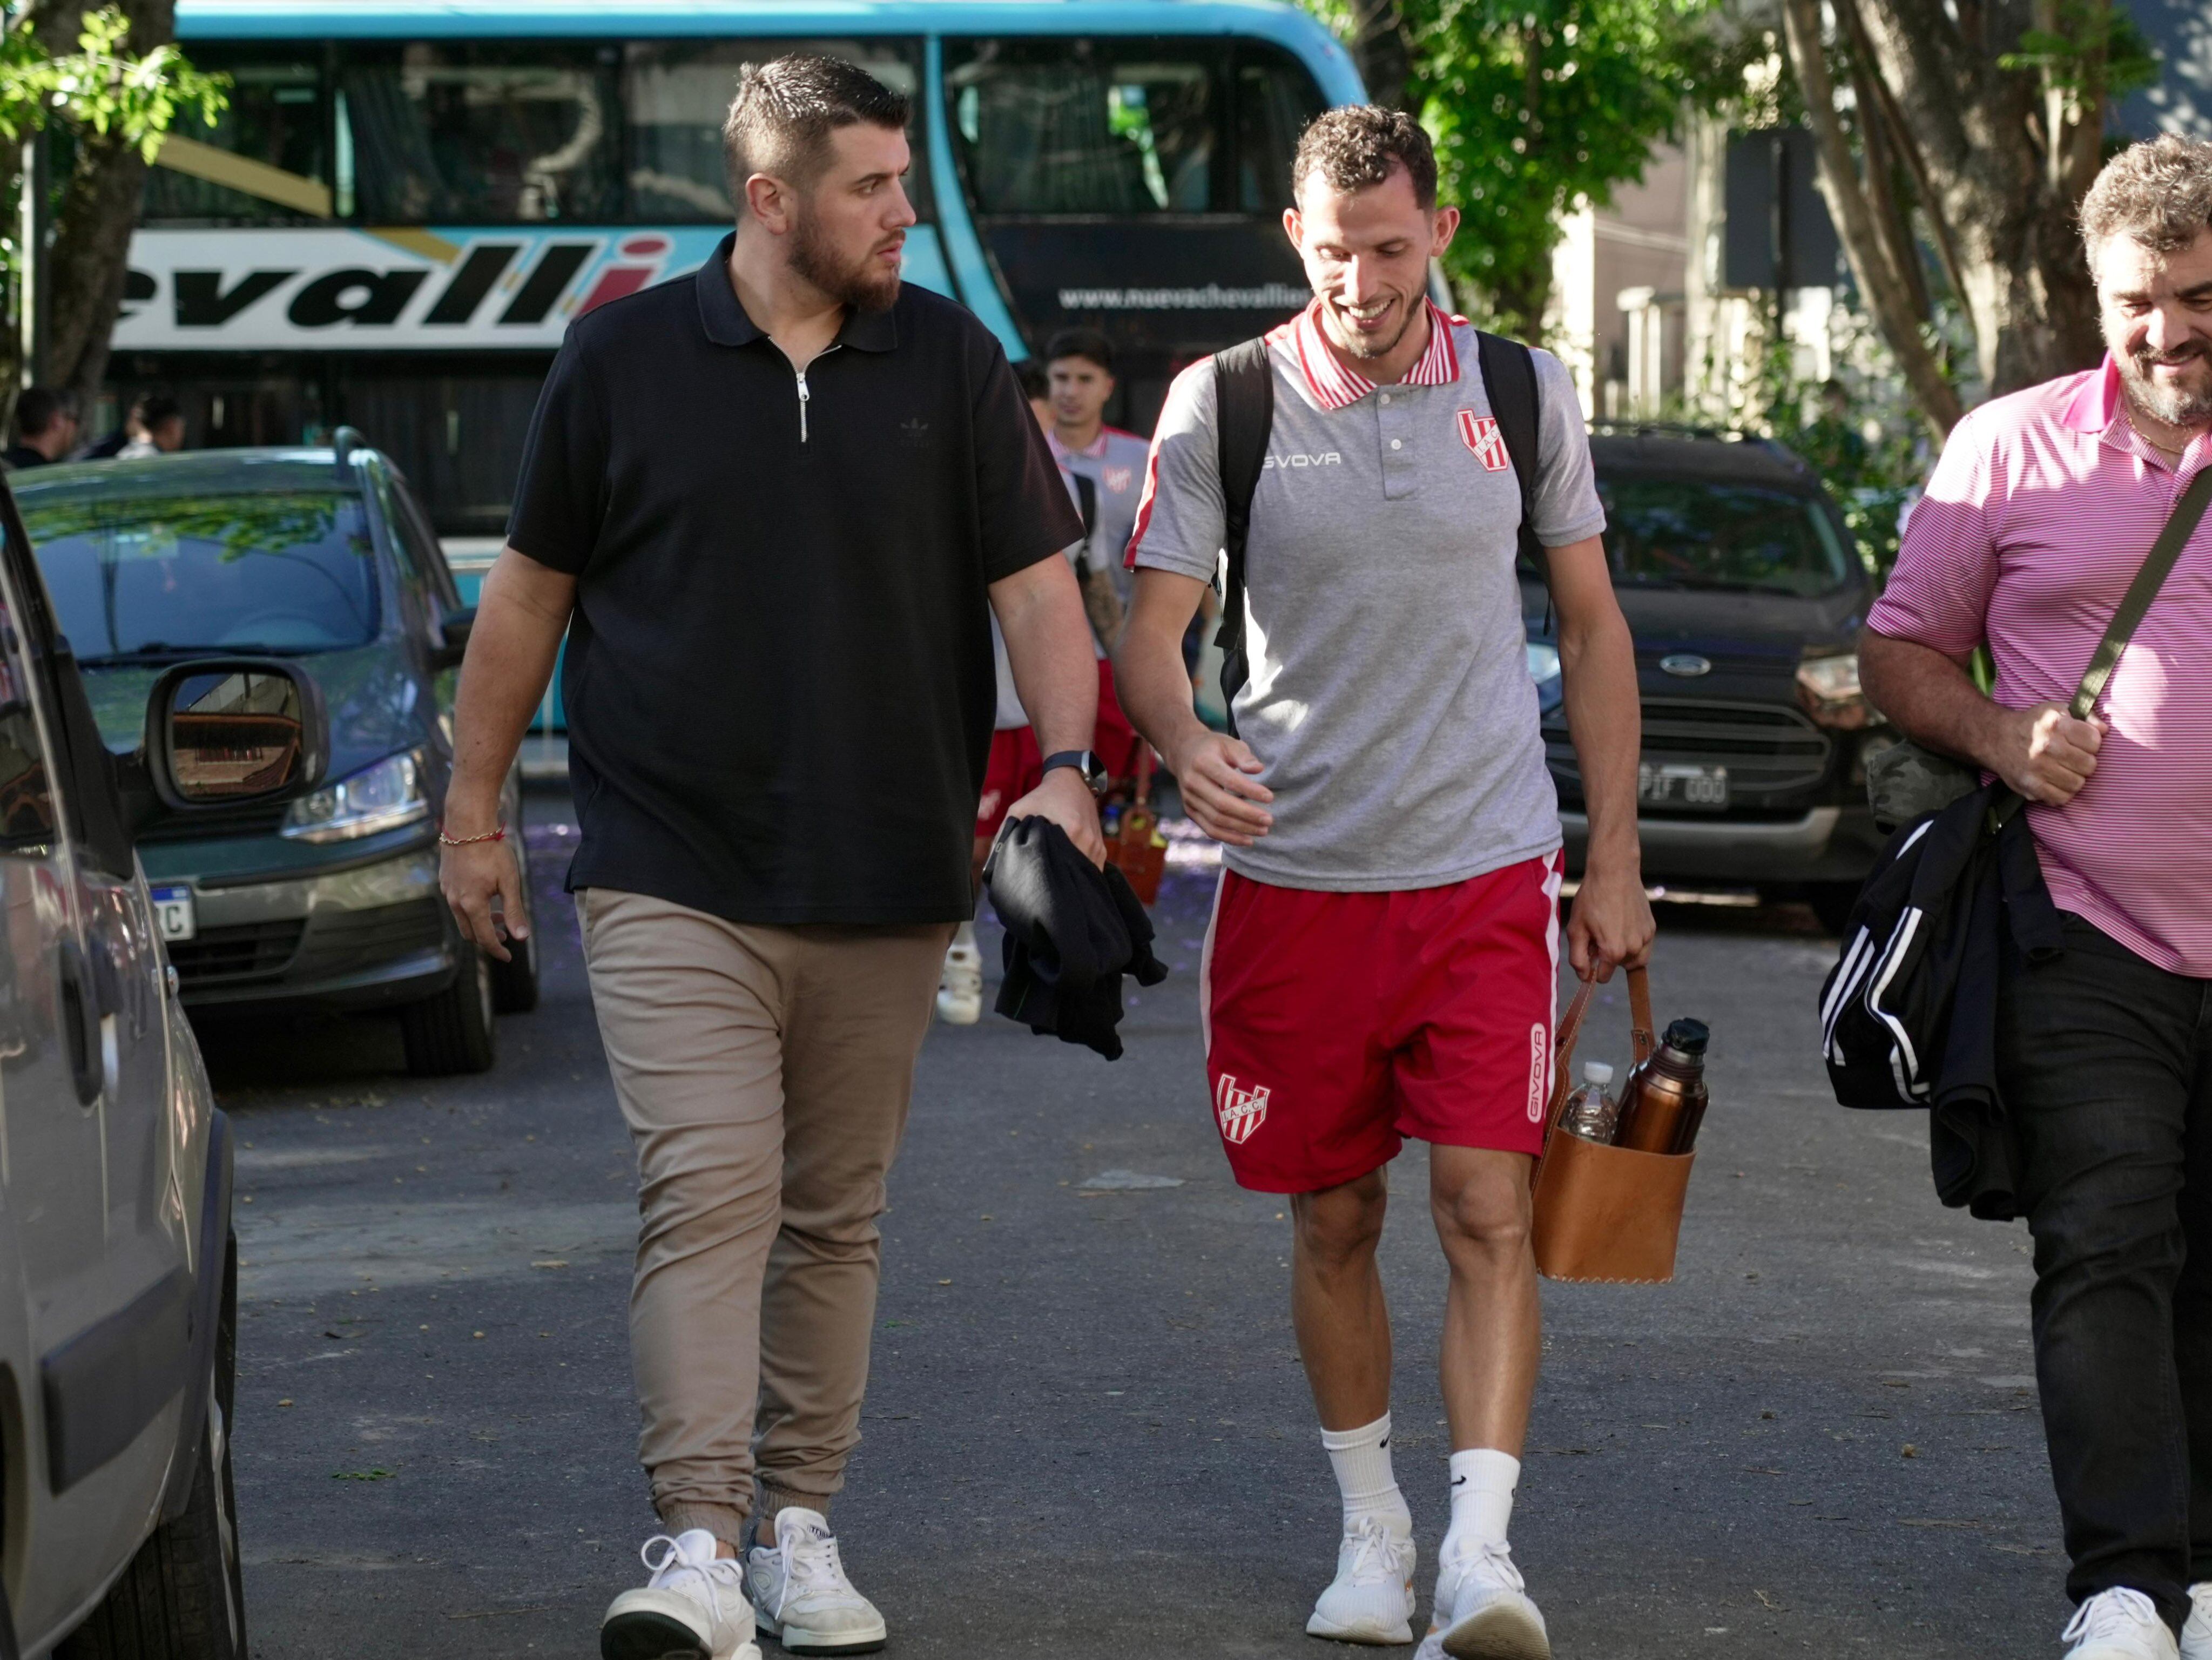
[1199,853,1563,1192]
[976,726,1043,841]
[1093,660,1146,784]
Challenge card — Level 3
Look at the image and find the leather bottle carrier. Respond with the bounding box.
[1530,963,1696,1284]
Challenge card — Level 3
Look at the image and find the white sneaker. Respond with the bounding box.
[935,939,982,1024]
[1306,1514,1417,1643]
[2183,1583,2212,1660]
[601,1529,760,1660]
[746,1507,887,1654]
[2063,1588,2180,1660]
[1420,1539,1549,1660]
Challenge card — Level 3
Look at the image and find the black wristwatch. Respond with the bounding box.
[1041,748,1110,798]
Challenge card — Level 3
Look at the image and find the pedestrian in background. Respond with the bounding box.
[1117,107,1650,1659]
[1042,327,1150,786]
[2,387,78,470]
[1861,134,2212,1660]
[116,394,186,458]
[437,53,1098,1660]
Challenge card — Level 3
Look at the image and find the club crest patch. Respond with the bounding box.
[1103,463,1135,494]
[1215,1073,1271,1145]
[1458,410,1512,473]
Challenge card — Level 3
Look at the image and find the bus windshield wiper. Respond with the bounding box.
[75,642,305,666]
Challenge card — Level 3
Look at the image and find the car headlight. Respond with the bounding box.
[1795,651,1883,730]
[1526,642,1562,684]
[280,750,429,842]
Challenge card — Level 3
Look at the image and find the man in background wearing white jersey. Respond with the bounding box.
[1117,107,1650,1659]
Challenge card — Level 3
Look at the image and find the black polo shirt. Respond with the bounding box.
[506,234,1081,925]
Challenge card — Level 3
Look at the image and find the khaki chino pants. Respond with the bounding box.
[579,887,953,1546]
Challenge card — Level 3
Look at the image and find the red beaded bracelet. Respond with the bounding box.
[437,824,506,847]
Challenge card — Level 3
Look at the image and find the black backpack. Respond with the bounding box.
[1209,329,1547,735]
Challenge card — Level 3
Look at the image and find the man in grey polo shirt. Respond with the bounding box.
[1117,107,1650,1659]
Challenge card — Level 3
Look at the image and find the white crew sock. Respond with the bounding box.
[1320,1413,1412,1538]
[1443,1448,1520,1562]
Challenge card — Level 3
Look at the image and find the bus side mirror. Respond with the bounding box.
[144,659,329,812]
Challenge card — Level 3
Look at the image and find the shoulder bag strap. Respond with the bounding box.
[1070,470,1099,574]
[1991,467,2212,828]
[2070,467,2212,721]
[1211,337,1275,740]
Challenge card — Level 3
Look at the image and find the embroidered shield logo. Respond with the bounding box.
[1215,1074,1271,1145]
[1458,410,1512,473]
[1103,463,1134,494]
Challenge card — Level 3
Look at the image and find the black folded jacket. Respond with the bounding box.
[983,815,1170,1061]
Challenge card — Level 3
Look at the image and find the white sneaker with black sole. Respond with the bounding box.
[1417,1539,1549,1660]
[2183,1583,2212,1660]
[601,1529,760,1660]
[2063,1589,2181,1660]
[746,1507,888,1654]
[1306,1514,1417,1644]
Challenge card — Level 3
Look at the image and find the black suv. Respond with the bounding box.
[1530,428,1889,929]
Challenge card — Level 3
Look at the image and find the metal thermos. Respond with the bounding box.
[1614,1018,1711,1155]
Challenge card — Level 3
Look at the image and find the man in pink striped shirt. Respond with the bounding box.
[1864,136,2212,1660]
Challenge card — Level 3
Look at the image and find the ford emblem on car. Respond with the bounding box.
[1660,653,1714,678]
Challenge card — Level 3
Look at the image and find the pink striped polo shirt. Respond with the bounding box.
[1868,353,2212,976]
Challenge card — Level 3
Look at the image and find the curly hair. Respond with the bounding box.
[1290,105,1437,211]
[723,54,911,205]
[2079,134,2212,274]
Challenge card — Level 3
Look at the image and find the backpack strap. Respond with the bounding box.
[1211,337,1275,740]
[1475,329,1548,593]
[1070,470,1098,574]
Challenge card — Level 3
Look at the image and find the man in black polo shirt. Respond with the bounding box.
[439,55,1099,1660]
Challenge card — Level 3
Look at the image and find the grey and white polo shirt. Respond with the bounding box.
[1126,300,1603,892]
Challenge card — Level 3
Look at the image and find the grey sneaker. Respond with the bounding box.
[601,1529,760,1660]
[746,1508,887,1654]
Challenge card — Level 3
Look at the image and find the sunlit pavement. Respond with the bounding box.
[206,787,2063,1658]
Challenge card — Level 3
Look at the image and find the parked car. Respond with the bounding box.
[1529,427,1890,931]
[0,455,332,1654]
[10,434,534,1074]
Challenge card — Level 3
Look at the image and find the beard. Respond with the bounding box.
[1320,291,1419,361]
[790,205,901,313]
[2119,338,2212,427]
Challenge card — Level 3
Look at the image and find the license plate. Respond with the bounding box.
[1638,762,1729,811]
[150,884,196,942]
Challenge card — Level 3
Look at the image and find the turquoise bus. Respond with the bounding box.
[115,0,1365,551]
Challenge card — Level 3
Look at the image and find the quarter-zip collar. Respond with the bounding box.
[696,231,901,353]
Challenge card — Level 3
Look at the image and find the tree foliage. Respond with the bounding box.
[0,1,225,418]
[1304,0,1744,338]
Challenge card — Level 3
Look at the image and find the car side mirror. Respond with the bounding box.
[430,605,476,672]
[143,659,328,812]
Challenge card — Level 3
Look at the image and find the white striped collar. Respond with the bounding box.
[1286,298,1463,411]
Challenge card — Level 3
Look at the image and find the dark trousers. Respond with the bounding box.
[2000,913,2212,1632]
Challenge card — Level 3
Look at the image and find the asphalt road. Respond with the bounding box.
[203,788,2067,1659]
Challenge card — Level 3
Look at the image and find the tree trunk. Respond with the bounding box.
[1783,0,2105,433]
[26,0,174,406]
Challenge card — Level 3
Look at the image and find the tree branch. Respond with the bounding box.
[1835,0,1972,329]
[1781,0,1962,436]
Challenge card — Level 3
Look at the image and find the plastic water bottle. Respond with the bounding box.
[1560,1060,1618,1144]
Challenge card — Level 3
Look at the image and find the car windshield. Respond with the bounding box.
[1597,476,1854,597]
[21,492,378,661]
